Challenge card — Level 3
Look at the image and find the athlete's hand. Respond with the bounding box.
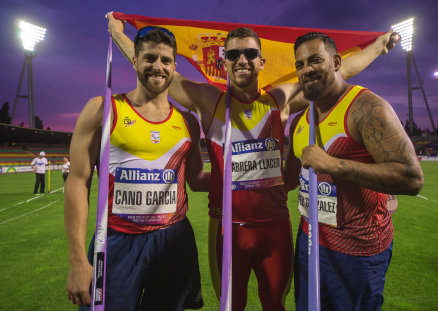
[66,262,93,306]
[377,29,400,55]
[301,144,336,174]
[106,12,125,35]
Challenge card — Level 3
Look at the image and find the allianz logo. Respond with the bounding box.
[119,169,176,184]
[231,138,276,153]
[318,182,332,195]
[300,180,332,195]
[265,138,275,150]
[163,170,176,183]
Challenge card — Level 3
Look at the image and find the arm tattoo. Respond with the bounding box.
[336,92,423,195]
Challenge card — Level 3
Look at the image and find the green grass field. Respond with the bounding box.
[0,162,437,310]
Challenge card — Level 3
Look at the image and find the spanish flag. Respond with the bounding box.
[113,12,383,91]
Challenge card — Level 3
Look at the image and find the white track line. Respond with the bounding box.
[25,195,45,203]
[416,195,438,203]
[0,202,25,212]
[0,187,63,212]
[0,200,60,225]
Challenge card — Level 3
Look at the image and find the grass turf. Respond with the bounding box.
[0,162,437,310]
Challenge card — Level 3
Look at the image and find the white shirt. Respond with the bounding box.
[31,157,48,174]
[62,162,70,174]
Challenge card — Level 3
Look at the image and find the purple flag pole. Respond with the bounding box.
[308,101,321,311]
[220,75,232,311]
[91,35,112,311]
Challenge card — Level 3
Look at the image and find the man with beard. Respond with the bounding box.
[284,32,424,311]
[107,14,398,310]
[65,27,208,311]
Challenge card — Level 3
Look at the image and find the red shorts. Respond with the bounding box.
[208,217,294,311]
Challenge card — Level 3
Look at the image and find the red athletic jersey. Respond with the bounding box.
[106,94,192,234]
[293,86,393,256]
[206,90,289,223]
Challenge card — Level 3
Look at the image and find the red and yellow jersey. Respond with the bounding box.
[206,89,289,223]
[292,85,393,256]
[107,94,193,234]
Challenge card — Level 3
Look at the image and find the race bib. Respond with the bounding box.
[298,171,338,227]
[112,167,177,225]
[226,138,283,191]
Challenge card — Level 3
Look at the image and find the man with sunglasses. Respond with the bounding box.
[65,27,208,310]
[107,13,398,310]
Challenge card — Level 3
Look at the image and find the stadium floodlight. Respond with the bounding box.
[394,18,437,135]
[11,21,47,129]
[395,16,437,135]
[20,21,46,53]
[391,18,413,52]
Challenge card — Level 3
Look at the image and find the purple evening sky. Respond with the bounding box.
[1,0,437,134]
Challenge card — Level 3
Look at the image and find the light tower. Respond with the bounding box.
[392,18,436,135]
[10,21,46,128]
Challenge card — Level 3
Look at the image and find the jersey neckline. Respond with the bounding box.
[122,93,173,125]
[305,85,355,125]
[231,89,261,105]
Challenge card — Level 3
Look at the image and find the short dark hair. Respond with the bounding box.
[134,27,177,60]
[294,32,337,56]
[225,27,262,51]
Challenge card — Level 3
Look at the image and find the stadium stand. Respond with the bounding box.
[1,122,435,171]
[410,135,438,156]
[0,149,36,167]
[0,123,71,171]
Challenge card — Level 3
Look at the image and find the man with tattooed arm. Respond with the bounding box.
[284,32,423,311]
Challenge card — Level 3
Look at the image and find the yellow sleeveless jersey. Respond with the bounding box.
[108,94,193,234]
[293,85,366,159]
[292,85,393,256]
[205,89,288,223]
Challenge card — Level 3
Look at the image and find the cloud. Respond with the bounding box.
[57,112,80,118]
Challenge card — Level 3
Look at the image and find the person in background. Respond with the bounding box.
[30,151,48,195]
[62,156,70,193]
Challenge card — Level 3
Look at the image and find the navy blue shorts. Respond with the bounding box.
[79,217,203,311]
[294,226,393,311]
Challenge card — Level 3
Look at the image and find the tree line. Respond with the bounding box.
[0,102,50,130]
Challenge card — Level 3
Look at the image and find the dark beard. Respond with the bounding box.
[138,70,174,95]
[301,71,335,101]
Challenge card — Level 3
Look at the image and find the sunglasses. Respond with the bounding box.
[225,48,262,61]
[135,26,175,42]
